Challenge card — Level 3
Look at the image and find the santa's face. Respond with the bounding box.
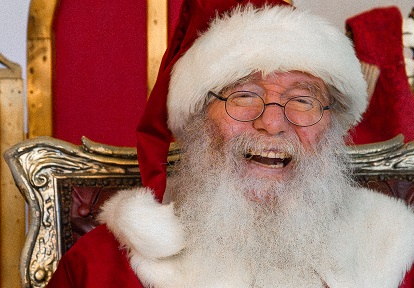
[170,89,348,283]
[206,71,332,184]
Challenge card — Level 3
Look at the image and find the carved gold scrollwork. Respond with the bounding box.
[347,135,414,199]
[4,136,141,287]
[347,135,414,171]
[24,148,117,187]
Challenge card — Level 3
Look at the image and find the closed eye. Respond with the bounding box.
[287,97,316,111]
[229,91,262,107]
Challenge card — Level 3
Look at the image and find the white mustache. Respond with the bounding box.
[227,132,302,162]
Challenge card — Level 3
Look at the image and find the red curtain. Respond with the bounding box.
[53,0,148,146]
[51,0,187,146]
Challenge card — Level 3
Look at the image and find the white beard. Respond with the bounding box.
[166,116,353,287]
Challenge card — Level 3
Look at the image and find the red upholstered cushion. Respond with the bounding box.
[70,186,118,242]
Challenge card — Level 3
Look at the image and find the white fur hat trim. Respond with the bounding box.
[168,5,367,135]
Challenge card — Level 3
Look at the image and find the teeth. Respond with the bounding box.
[268,151,276,158]
[248,149,290,159]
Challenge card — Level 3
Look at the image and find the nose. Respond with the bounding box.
[252,104,290,135]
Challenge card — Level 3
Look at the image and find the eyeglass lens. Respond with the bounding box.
[225,91,324,126]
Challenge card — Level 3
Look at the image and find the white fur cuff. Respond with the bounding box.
[98,187,185,259]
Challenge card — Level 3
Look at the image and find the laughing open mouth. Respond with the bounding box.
[244,150,292,168]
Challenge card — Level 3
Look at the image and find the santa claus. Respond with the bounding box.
[47,0,414,287]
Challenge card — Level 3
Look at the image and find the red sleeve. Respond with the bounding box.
[400,264,414,288]
[47,225,143,288]
[46,257,74,288]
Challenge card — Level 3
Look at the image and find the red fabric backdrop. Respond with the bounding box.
[53,0,183,146]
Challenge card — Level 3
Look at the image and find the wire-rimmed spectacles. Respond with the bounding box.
[208,90,334,127]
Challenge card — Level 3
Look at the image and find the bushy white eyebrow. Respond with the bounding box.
[220,78,329,102]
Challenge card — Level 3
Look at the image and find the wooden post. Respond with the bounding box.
[0,54,25,288]
[147,0,168,97]
[27,0,57,139]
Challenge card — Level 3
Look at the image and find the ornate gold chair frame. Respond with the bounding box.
[349,134,414,205]
[4,134,414,287]
[4,136,179,287]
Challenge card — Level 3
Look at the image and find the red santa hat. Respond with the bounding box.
[136,0,368,202]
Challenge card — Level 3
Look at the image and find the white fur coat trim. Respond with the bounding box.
[168,5,367,135]
[99,187,414,288]
[322,188,414,288]
[99,188,185,259]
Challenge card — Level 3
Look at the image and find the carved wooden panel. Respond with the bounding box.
[0,54,25,288]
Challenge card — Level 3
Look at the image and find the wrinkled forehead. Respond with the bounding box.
[219,71,329,99]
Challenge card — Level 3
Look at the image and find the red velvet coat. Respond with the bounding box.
[47,225,143,288]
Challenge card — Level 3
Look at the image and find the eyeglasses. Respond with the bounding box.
[208,89,334,127]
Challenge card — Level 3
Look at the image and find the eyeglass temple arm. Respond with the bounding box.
[208,91,227,102]
[323,98,336,110]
